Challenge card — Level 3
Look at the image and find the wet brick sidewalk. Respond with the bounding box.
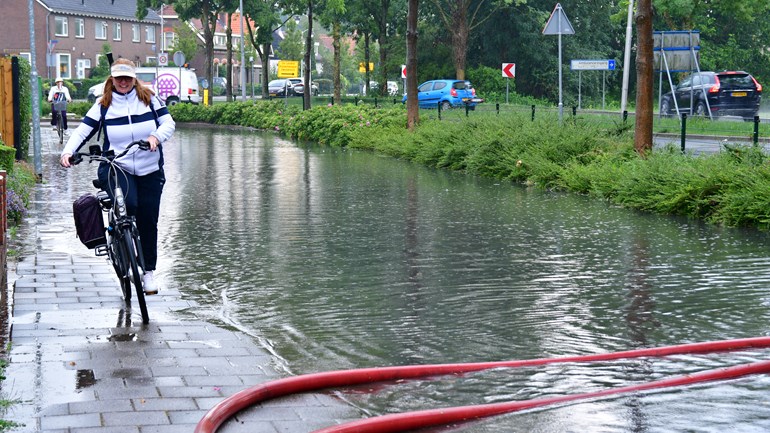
[3,124,361,432]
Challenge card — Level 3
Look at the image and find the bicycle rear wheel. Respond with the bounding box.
[123,228,149,324]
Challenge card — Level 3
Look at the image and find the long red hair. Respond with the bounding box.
[100,59,155,108]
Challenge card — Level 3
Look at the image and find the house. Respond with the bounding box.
[0,0,161,82]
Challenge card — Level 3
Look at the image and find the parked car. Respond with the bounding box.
[293,80,319,96]
[88,66,200,105]
[268,78,302,97]
[364,80,400,96]
[401,79,481,110]
[660,71,762,120]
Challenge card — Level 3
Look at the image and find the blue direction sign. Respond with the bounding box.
[570,59,616,71]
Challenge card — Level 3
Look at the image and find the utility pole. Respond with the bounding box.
[620,0,634,117]
[28,0,42,178]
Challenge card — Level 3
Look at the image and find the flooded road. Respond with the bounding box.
[156,127,770,431]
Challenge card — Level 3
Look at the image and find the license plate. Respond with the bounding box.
[269,93,277,97]
[732,92,747,97]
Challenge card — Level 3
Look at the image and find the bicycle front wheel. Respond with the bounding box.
[57,113,64,145]
[108,232,132,301]
[122,228,149,324]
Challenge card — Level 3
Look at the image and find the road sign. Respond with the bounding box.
[277,60,299,78]
[158,53,168,66]
[173,51,185,66]
[358,62,374,73]
[401,64,406,79]
[543,3,575,35]
[502,63,516,78]
[570,59,616,71]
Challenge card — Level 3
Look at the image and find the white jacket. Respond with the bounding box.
[63,88,175,176]
[47,85,71,103]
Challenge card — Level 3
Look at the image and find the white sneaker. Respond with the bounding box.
[142,271,159,295]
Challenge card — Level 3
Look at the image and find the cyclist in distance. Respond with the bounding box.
[47,76,71,132]
[60,58,176,295]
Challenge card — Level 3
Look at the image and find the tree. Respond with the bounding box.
[427,0,520,80]
[167,23,200,66]
[634,0,653,154]
[316,0,347,107]
[405,0,419,129]
[279,19,305,62]
[137,0,239,106]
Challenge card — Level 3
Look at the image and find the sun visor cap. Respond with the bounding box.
[111,63,136,78]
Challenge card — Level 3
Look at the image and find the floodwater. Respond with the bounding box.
[158,127,770,432]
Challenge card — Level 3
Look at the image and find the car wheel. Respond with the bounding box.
[441,101,452,111]
[166,96,180,106]
[695,101,708,117]
[660,98,671,117]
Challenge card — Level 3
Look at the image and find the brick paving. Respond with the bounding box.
[2,124,362,432]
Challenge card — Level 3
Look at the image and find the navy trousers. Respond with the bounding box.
[98,164,166,271]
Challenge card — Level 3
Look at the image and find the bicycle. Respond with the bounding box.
[53,99,67,145]
[70,140,151,324]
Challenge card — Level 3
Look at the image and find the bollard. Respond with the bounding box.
[680,113,687,153]
[754,115,760,146]
[465,102,469,117]
[330,97,334,105]
[355,98,359,106]
[393,98,397,105]
[572,106,577,117]
[623,110,628,123]
[496,103,499,115]
[438,101,442,120]
[531,105,535,122]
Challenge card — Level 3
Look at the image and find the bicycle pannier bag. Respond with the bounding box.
[73,193,106,249]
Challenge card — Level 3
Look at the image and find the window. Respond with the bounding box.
[145,25,156,43]
[132,24,141,42]
[95,21,107,39]
[57,53,71,79]
[54,16,68,37]
[75,18,84,38]
[163,31,175,51]
[96,53,104,68]
[19,52,31,63]
[145,56,157,65]
[113,22,121,41]
[214,35,226,47]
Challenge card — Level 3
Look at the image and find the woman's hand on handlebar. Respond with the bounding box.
[147,135,160,151]
[60,153,73,168]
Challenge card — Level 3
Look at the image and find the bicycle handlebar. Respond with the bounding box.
[69,140,150,166]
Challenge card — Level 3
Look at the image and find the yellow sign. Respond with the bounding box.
[277,60,299,78]
[358,62,374,73]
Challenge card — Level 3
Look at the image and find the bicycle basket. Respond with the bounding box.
[53,101,68,111]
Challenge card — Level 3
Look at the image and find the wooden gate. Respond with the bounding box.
[0,57,14,148]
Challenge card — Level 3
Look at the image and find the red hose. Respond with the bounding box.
[313,360,770,433]
[194,336,770,433]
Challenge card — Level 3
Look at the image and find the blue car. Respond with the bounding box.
[402,79,480,109]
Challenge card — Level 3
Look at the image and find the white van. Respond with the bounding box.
[87,66,200,105]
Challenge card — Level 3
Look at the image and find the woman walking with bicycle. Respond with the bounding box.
[60,59,175,295]
[47,76,71,133]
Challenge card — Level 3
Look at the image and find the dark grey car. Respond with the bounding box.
[660,71,762,120]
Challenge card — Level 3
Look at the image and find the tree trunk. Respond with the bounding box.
[378,0,391,97]
[333,21,341,105]
[451,6,468,80]
[202,3,215,106]
[406,0,419,130]
[304,1,313,110]
[634,0,654,154]
[261,42,270,99]
[364,32,371,96]
[226,13,233,102]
